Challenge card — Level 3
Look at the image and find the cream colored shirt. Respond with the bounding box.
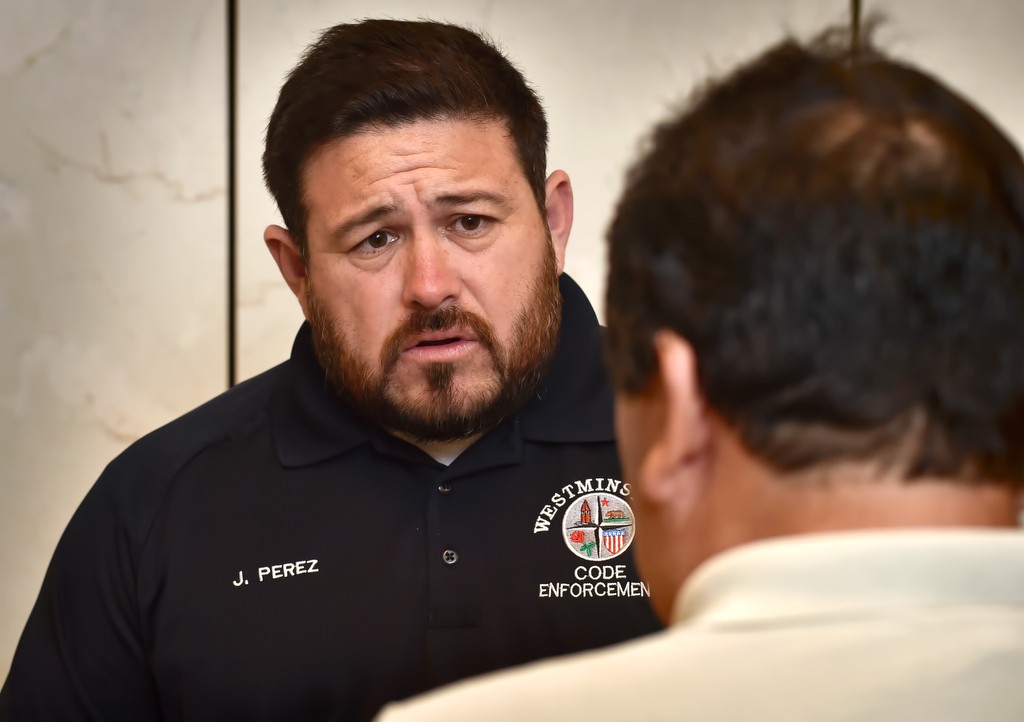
[376,530,1024,722]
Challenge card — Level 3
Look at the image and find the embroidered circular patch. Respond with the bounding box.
[561,493,635,561]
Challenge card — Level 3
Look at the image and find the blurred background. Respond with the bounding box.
[3,0,1023,680]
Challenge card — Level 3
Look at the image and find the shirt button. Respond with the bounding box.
[438,483,452,494]
[442,549,459,565]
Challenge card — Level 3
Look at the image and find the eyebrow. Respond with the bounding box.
[328,202,400,243]
[429,191,511,211]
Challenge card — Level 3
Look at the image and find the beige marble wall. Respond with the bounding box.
[0,1,227,679]
[5,0,1024,687]
[234,0,849,380]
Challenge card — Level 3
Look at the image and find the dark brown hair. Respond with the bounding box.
[606,24,1024,485]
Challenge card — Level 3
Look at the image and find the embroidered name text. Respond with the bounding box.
[258,559,319,582]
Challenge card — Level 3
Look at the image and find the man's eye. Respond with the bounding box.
[363,230,395,250]
[456,215,483,232]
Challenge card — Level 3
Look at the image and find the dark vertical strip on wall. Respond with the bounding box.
[226,0,238,387]
[850,0,862,52]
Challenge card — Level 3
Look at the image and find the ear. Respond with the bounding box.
[264,224,310,318]
[635,331,710,509]
[543,170,573,274]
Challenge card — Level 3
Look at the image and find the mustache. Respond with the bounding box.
[380,305,502,373]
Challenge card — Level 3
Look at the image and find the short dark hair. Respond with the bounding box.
[605,24,1024,486]
[263,18,549,258]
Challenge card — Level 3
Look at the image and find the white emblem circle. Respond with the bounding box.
[561,493,636,561]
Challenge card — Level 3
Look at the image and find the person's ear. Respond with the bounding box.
[264,224,310,318]
[634,331,711,510]
[543,170,573,274]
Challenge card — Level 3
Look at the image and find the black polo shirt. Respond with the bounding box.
[1,275,661,722]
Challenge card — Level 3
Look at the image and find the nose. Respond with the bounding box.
[401,231,461,310]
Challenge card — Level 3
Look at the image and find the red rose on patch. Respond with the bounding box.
[569,530,585,543]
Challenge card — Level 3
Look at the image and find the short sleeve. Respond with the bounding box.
[0,466,162,721]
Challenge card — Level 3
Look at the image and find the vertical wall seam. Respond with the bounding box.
[850,0,862,50]
[227,0,238,388]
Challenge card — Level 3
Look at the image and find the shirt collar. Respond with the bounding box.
[673,529,1024,628]
[271,273,614,468]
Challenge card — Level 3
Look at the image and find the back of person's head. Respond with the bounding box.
[605,21,1024,489]
[263,18,548,258]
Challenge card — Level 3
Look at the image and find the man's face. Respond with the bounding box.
[297,119,564,441]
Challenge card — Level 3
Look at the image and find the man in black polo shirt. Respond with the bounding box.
[0,18,660,722]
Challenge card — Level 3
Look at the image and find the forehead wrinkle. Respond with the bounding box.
[308,118,527,242]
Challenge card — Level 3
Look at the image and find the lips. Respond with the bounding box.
[403,329,477,352]
[416,337,461,347]
[379,308,495,372]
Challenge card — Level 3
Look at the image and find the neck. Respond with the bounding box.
[392,433,481,465]
[687,433,1020,575]
[745,474,1020,535]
